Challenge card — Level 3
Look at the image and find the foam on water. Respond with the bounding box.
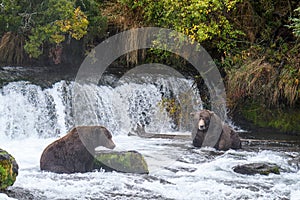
[2,135,299,199]
[0,80,299,199]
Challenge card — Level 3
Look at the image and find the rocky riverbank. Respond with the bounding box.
[0,63,131,88]
[0,65,78,88]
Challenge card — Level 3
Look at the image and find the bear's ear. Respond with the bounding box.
[208,110,214,116]
[190,112,200,120]
[190,111,200,116]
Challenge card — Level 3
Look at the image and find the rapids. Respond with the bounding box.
[0,78,300,199]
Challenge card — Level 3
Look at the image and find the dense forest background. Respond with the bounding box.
[0,0,299,133]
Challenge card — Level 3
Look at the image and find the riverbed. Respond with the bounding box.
[0,76,300,199]
[1,132,300,199]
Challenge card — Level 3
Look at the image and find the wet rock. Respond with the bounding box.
[0,66,77,88]
[93,150,149,174]
[233,163,280,175]
[0,149,19,190]
[287,155,300,171]
[143,175,174,185]
[2,187,36,200]
[0,65,123,88]
[164,166,197,173]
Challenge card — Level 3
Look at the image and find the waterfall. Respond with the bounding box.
[0,76,202,139]
[0,81,73,139]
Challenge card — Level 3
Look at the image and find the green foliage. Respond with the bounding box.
[241,102,300,134]
[0,0,23,35]
[224,1,300,110]
[75,0,107,44]
[120,0,244,53]
[23,0,89,58]
[227,54,300,109]
[159,97,181,129]
[0,150,18,190]
[289,7,300,37]
[0,0,106,59]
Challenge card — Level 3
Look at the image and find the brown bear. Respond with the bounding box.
[40,126,116,173]
[191,110,241,150]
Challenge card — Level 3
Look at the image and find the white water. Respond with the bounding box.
[0,79,300,199]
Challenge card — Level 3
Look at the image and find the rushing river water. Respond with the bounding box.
[0,77,300,200]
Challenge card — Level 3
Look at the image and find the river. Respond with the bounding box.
[0,71,300,199]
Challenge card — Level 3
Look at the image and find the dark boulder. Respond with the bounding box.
[233,163,280,175]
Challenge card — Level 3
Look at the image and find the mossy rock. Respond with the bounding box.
[241,102,300,134]
[233,163,280,175]
[0,149,19,190]
[93,150,149,174]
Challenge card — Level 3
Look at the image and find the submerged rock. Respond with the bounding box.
[2,187,36,200]
[233,163,280,175]
[93,150,149,174]
[0,149,19,190]
[288,155,300,171]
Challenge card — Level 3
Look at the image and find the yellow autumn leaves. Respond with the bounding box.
[124,0,243,52]
[52,7,89,44]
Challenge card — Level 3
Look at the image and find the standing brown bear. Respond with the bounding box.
[191,110,241,150]
[40,126,116,173]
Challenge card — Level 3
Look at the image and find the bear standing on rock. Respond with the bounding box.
[191,110,241,150]
[40,126,116,174]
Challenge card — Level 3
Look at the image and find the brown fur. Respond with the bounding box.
[40,126,115,173]
[192,110,241,150]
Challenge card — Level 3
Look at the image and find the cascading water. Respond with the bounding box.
[0,81,72,139]
[1,74,300,200]
[0,76,201,139]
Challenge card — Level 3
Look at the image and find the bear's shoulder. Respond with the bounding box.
[222,124,232,133]
[72,126,107,133]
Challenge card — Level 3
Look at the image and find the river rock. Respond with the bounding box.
[2,187,36,200]
[0,149,19,190]
[288,155,300,171]
[233,163,280,175]
[93,150,149,174]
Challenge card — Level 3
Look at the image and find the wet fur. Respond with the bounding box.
[192,110,241,150]
[40,126,115,173]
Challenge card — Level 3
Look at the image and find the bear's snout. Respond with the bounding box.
[106,140,116,149]
[198,119,206,130]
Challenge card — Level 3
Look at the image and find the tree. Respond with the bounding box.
[0,0,106,62]
[120,0,243,53]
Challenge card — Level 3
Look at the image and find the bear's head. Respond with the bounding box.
[77,126,116,152]
[195,109,214,131]
[95,126,116,150]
